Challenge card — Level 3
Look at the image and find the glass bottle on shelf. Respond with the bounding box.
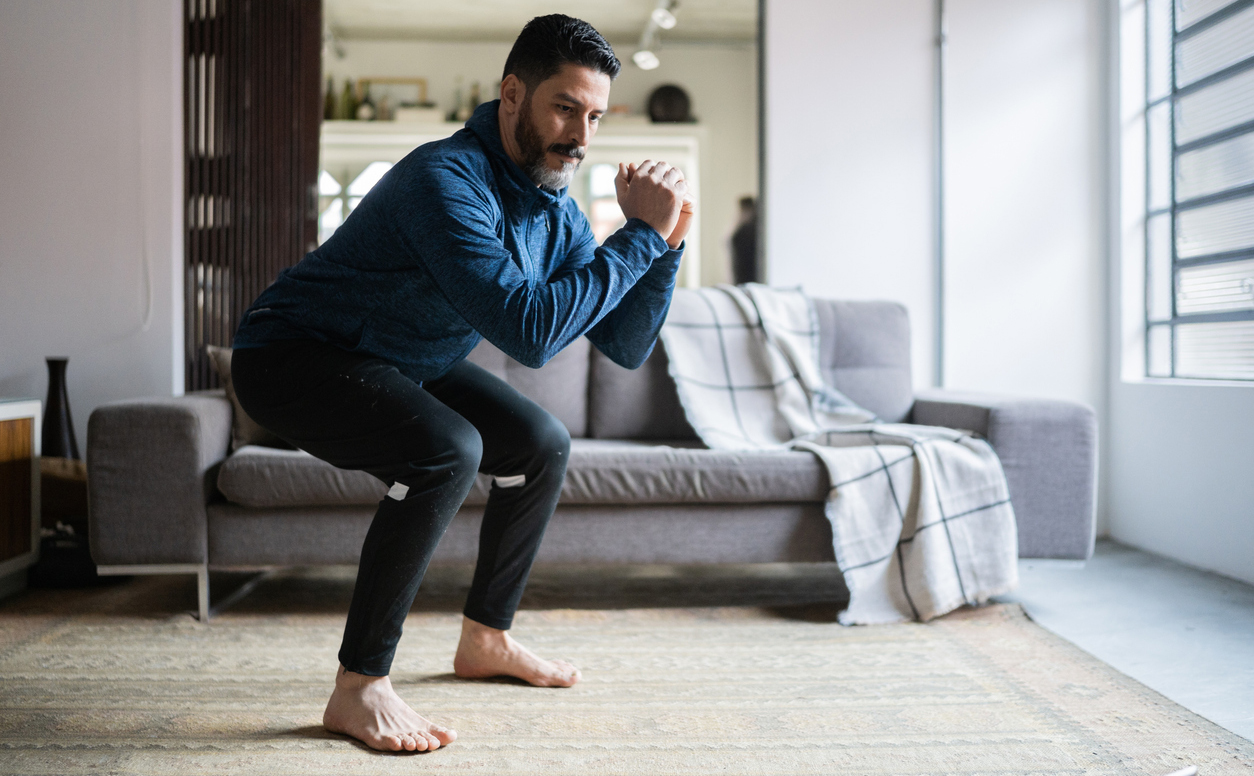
[340,79,357,120]
[323,76,335,121]
[450,76,465,122]
[356,85,376,121]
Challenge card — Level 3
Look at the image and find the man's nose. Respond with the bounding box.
[569,117,592,147]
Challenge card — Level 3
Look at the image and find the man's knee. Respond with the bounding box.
[396,420,482,488]
[447,423,485,483]
[529,412,570,469]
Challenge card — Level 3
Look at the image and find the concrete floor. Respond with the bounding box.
[997,539,1254,743]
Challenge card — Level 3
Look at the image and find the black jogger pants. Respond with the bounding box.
[230,339,569,676]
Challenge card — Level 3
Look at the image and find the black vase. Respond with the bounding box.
[43,357,79,460]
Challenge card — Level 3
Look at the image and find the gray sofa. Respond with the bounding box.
[88,300,1098,621]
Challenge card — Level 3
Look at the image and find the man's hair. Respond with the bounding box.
[502,14,620,90]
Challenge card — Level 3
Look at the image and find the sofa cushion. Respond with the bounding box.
[811,300,914,423]
[563,438,826,503]
[588,344,697,440]
[464,336,590,437]
[217,445,392,508]
[217,438,829,508]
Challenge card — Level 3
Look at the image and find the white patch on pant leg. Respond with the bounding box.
[493,474,526,488]
[387,482,409,500]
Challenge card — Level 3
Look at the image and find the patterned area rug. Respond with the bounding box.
[0,567,1250,775]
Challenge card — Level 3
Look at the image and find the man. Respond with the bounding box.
[730,196,758,285]
[229,15,692,753]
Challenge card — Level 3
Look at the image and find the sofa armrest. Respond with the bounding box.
[88,390,232,566]
[911,389,1097,560]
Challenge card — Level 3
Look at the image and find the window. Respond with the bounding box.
[586,163,627,243]
[318,162,394,244]
[1144,0,1254,380]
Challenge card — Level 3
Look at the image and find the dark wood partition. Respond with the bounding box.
[184,0,321,390]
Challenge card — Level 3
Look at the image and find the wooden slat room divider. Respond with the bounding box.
[184,0,321,390]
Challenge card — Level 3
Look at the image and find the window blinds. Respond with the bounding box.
[1145,0,1254,379]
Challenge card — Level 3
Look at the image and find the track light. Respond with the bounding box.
[633,22,662,71]
[633,2,676,69]
[633,49,661,70]
[632,49,662,70]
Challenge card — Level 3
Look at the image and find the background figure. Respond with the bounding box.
[730,196,757,285]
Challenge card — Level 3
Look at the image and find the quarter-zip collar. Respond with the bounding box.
[467,99,568,209]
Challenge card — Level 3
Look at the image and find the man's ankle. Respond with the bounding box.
[461,616,507,641]
[336,664,387,689]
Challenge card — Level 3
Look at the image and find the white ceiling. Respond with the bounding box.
[323,0,758,43]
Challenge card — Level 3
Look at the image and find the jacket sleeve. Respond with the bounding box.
[563,214,684,369]
[389,156,670,368]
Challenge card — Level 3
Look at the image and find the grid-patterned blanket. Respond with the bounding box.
[658,284,1019,624]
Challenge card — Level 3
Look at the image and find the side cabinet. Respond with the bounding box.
[0,399,41,593]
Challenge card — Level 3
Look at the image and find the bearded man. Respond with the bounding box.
[229,14,693,753]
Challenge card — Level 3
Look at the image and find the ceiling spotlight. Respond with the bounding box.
[633,49,661,70]
[651,6,677,30]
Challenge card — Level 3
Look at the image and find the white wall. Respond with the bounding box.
[764,0,938,389]
[0,0,184,447]
[765,0,1107,406]
[943,0,1107,413]
[325,38,758,286]
[1106,382,1254,584]
[1108,0,1254,586]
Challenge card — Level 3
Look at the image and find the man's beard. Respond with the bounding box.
[515,95,583,192]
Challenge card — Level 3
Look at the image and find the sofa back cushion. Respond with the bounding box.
[811,299,913,423]
[585,297,914,437]
[588,344,697,440]
[465,336,590,437]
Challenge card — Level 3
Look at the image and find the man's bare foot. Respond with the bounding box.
[453,616,581,687]
[323,665,458,752]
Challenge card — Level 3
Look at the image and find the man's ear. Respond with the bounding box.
[499,74,526,114]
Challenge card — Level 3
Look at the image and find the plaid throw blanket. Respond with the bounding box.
[658,284,1019,624]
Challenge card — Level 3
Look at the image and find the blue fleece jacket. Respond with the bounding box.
[233,100,683,381]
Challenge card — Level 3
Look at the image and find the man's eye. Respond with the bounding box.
[558,105,572,112]
[590,115,601,123]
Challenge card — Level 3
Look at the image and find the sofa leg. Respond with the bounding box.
[95,563,211,622]
[196,565,210,623]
